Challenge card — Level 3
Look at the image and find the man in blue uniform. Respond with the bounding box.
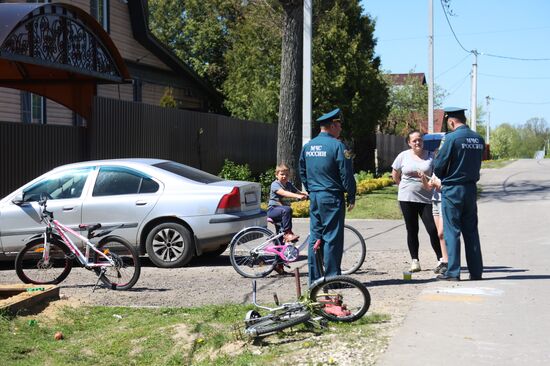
[433,107,485,281]
[299,108,356,285]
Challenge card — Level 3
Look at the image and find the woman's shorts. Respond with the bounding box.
[432,200,441,216]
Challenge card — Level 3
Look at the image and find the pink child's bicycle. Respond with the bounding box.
[15,193,140,291]
[229,217,366,278]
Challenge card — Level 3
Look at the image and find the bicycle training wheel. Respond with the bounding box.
[15,238,73,285]
[341,224,366,275]
[309,275,370,322]
[93,236,141,290]
[245,310,311,338]
[229,227,279,278]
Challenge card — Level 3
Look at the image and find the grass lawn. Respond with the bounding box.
[347,185,402,220]
[482,159,515,169]
[0,304,388,365]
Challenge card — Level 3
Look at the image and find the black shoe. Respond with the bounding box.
[436,274,460,282]
[469,275,482,280]
[433,262,448,274]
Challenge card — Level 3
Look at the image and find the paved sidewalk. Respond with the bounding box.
[377,159,550,366]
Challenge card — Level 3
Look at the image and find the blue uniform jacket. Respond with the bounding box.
[299,132,356,204]
[433,125,485,185]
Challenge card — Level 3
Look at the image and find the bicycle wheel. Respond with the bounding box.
[245,310,311,338]
[341,224,366,275]
[309,276,370,323]
[15,238,73,285]
[93,236,141,290]
[229,227,279,278]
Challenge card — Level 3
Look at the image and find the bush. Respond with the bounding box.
[159,87,177,108]
[291,200,309,217]
[355,170,374,182]
[355,172,395,196]
[218,159,252,181]
[258,167,276,201]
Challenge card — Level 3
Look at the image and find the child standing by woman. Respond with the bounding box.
[267,163,308,242]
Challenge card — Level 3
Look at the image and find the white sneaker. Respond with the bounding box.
[410,259,421,272]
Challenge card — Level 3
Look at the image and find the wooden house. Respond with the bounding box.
[0,0,221,126]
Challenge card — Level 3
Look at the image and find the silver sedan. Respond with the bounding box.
[0,159,266,268]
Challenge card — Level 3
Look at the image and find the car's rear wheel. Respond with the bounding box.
[145,223,194,268]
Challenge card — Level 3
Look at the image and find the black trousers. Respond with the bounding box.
[399,201,442,261]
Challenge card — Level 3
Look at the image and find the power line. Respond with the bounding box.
[480,72,550,80]
[439,0,471,54]
[460,25,550,36]
[439,0,550,62]
[491,97,550,105]
[446,72,470,96]
[436,53,470,79]
[480,52,550,62]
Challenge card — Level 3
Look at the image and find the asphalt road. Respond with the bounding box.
[377,159,550,366]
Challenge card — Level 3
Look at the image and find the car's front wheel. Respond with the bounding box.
[145,223,194,268]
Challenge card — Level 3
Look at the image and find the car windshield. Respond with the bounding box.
[153,161,224,184]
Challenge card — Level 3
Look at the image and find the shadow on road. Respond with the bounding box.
[480,178,550,203]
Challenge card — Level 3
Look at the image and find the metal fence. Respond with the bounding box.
[0,121,87,197]
[376,133,407,173]
[1,97,407,198]
[0,97,277,198]
[89,97,277,175]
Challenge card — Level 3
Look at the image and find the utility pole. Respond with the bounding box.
[428,0,434,133]
[485,96,491,145]
[470,50,478,131]
[302,0,312,146]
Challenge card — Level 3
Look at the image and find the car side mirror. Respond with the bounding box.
[12,194,24,205]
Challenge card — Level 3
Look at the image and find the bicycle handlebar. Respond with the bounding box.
[313,239,322,251]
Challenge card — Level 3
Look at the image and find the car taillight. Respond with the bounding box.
[216,187,241,213]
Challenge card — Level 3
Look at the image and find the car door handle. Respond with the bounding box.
[62,206,74,211]
[135,200,148,206]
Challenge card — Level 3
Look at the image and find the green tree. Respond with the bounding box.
[159,87,177,108]
[311,0,389,171]
[150,0,389,172]
[518,117,550,157]
[381,71,446,135]
[223,2,282,122]
[490,123,520,159]
[148,0,242,92]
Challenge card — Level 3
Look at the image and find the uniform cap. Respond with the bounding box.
[316,108,343,125]
[443,106,467,120]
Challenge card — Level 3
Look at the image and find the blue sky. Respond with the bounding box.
[361,0,550,128]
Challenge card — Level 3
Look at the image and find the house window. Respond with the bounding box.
[90,0,110,32]
[31,94,45,123]
[21,92,46,124]
[73,112,84,127]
